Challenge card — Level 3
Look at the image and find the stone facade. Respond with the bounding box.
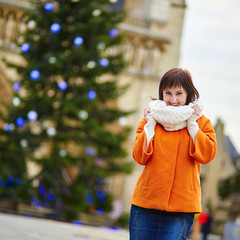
[0,0,186,214]
[201,118,239,234]
[117,0,186,212]
[0,0,30,109]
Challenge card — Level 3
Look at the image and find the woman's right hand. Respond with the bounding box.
[144,107,151,117]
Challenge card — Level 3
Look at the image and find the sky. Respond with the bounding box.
[180,0,240,152]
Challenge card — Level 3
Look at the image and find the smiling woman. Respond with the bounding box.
[129,68,217,240]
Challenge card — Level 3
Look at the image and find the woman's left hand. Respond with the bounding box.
[192,104,201,116]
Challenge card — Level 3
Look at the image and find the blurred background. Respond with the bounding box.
[0,0,239,239]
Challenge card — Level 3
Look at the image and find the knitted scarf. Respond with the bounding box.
[144,100,203,150]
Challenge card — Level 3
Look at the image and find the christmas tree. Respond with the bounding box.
[0,0,132,220]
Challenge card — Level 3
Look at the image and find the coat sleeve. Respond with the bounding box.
[132,118,154,165]
[189,116,217,164]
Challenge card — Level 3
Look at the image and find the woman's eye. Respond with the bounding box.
[177,92,182,95]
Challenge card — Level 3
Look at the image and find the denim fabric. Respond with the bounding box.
[129,205,194,240]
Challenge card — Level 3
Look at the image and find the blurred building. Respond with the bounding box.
[0,0,187,216]
[201,118,240,234]
[0,0,30,109]
[114,0,187,213]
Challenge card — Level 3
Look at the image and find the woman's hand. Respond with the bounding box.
[144,107,151,117]
[192,104,201,116]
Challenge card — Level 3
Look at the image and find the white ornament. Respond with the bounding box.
[49,56,57,64]
[28,20,36,30]
[110,0,118,3]
[92,9,101,16]
[27,110,38,121]
[59,149,67,157]
[20,139,28,148]
[9,123,15,130]
[87,61,96,69]
[78,110,88,120]
[13,97,21,106]
[46,127,56,136]
[97,42,106,51]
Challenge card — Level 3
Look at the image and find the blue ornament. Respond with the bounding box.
[109,29,118,37]
[99,58,109,67]
[58,81,68,91]
[8,176,14,182]
[30,70,40,81]
[50,23,61,34]
[16,117,25,127]
[21,43,30,53]
[87,90,96,100]
[49,193,55,201]
[74,37,84,46]
[27,110,38,121]
[97,208,104,214]
[39,185,45,194]
[4,124,11,132]
[97,191,106,201]
[6,176,14,187]
[85,194,93,203]
[13,82,21,92]
[85,147,96,156]
[45,3,54,11]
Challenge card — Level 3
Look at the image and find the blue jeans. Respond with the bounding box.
[129,205,194,240]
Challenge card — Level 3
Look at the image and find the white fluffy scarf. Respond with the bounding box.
[144,100,203,150]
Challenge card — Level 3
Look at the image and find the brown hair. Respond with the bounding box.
[158,68,199,105]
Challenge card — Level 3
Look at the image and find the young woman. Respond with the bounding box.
[129,68,217,240]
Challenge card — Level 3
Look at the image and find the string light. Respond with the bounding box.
[27,20,36,30]
[46,127,56,136]
[13,97,21,106]
[85,147,96,156]
[109,29,118,37]
[21,43,30,53]
[78,110,88,120]
[16,117,25,127]
[27,110,38,121]
[87,90,96,100]
[58,81,68,91]
[13,82,21,92]
[48,56,57,64]
[4,124,11,132]
[99,58,109,67]
[92,9,101,16]
[59,149,67,157]
[87,61,96,69]
[30,70,40,81]
[20,139,28,148]
[45,3,54,11]
[74,37,84,46]
[50,23,61,34]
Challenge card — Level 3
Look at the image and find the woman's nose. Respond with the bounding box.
[171,95,177,102]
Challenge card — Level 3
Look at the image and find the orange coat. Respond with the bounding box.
[131,115,217,213]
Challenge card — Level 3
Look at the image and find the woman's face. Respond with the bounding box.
[163,86,187,106]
